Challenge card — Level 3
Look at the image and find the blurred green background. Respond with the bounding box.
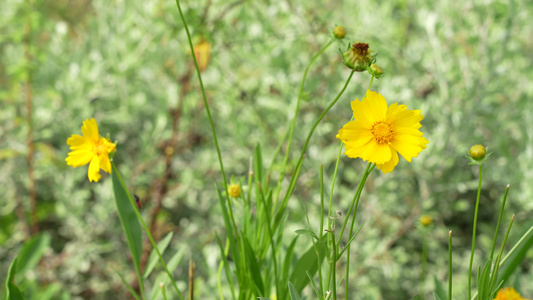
[1,0,532,299]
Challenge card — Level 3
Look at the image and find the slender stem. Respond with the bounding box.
[257,183,280,298]
[330,229,337,300]
[274,39,335,207]
[112,163,184,300]
[489,215,514,292]
[489,185,510,269]
[276,71,355,222]
[420,231,428,297]
[448,230,452,300]
[338,163,373,249]
[319,164,325,298]
[174,0,229,192]
[343,163,374,298]
[161,283,168,300]
[468,164,483,299]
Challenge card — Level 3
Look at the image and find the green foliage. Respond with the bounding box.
[2,0,533,298]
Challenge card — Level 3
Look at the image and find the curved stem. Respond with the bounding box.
[468,164,483,299]
[276,70,355,226]
[174,0,229,192]
[274,39,335,207]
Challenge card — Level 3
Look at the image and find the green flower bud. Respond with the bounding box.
[469,145,486,160]
[333,26,346,39]
[368,63,384,78]
[342,42,373,71]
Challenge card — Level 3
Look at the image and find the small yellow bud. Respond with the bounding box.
[228,184,241,198]
[333,26,346,39]
[469,145,486,160]
[193,38,211,72]
[419,215,433,227]
[368,63,384,78]
[342,42,373,71]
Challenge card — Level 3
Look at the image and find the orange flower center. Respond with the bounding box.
[94,138,109,156]
[371,122,393,144]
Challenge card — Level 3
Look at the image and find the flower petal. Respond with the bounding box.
[99,153,112,174]
[364,143,392,164]
[377,148,399,174]
[66,150,94,167]
[81,118,99,142]
[88,155,101,182]
[390,134,425,162]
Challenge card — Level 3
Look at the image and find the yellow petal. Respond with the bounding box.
[377,149,399,174]
[390,135,425,162]
[99,153,112,173]
[388,110,424,128]
[88,155,101,182]
[66,150,94,167]
[66,134,90,149]
[81,118,99,142]
[365,143,392,164]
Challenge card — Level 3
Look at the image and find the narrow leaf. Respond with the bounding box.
[288,281,302,300]
[16,232,51,274]
[6,257,24,300]
[144,232,174,279]
[111,167,143,289]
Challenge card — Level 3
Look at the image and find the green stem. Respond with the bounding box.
[274,39,335,208]
[275,70,355,227]
[257,183,280,298]
[174,0,228,192]
[343,163,374,298]
[318,164,325,298]
[468,164,483,299]
[420,231,428,297]
[112,163,184,300]
[489,215,514,292]
[448,230,452,300]
[489,185,510,270]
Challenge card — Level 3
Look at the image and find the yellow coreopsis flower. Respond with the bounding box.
[336,90,428,174]
[65,118,116,182]
[493,287,529,300]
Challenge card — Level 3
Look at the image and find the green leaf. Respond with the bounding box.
[144,232,174,279]
[254,144,264,184]
[111,167,143,289]
[288,281,302,300]
[497,224,533,285]
[149,247,187,300]
[289,244,326,294]
[433,276,448,300]
[477,259,492,300]
[243,235,265,295]
[16,232,51,274]
[113,268,142,300]
[280,236,299,297]
[6,257,24,300]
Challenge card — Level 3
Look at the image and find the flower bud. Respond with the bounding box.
[342,42,373,71]
[469,145,486,160]
[419,215,433,227]
[368,63,384,78]
[333,26,346,39]
[228,183,241,198]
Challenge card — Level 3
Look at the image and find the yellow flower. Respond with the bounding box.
[228,184,241,198]
[336,90,428,174]
[419,215,433,227]
[493,287,528,300]
[65,118,116,182]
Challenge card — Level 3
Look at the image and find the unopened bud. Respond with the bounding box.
[419,215,433,227]
[333,26,346,39]
[368,63,384,78]
[342,42,373,71]
[469,145,486,160]
[228,183,241,198]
